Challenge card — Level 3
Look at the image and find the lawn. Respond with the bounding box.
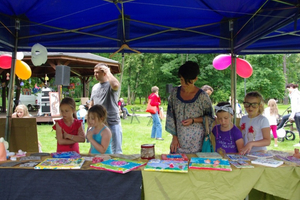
[38,115,172,154]
[38,103,299,154]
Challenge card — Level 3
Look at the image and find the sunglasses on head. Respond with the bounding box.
[243,102,260,108]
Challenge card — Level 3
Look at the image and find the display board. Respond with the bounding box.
[0,118,39,152]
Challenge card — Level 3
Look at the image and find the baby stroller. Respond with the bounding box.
[276,121,296,142]
[276,107,296,142]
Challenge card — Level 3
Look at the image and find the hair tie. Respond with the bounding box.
[215,105,233,115]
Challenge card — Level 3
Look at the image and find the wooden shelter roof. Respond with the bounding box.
[2,52,121,78]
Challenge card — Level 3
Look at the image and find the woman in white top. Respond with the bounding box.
[285,84,300,146]
[264,99,279,147]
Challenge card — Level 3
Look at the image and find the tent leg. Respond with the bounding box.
[5,19,19,142]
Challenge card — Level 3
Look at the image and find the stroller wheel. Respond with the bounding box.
[285,130,295,141]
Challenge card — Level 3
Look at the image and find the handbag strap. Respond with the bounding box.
[203,116,210,137]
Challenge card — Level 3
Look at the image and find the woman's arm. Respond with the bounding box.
[182,116,203,126]
[170,135,180,153]
[55,123,76,145]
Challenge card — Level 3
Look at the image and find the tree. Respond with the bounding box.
[239,54,286,102]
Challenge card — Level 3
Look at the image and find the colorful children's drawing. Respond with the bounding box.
[196,152,222,158]
[144,159,188,173]
[229,161,254,168]
[34,158,85,169]
[247,152,273,158]
[251,158,284,167]
[161,154,189,161]
[189,157,232,171]
[274,155,300,166]
[51,151,81,159]
[90,158,146,174]
[227,154,250,161]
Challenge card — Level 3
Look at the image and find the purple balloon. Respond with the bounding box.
[213,55,231,70]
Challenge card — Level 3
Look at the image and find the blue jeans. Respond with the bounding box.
[151,112,162,138]
[108,123,123,154]
[277,114,290,129]
[122,107,129,115]
[294,113,300,137]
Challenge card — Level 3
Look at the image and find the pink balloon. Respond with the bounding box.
[0,54,12,69]
[213,55,231,70]
[236,58,253,78]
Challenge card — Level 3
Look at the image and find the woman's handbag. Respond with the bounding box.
[201,116,214,152]
[146,100,157,114]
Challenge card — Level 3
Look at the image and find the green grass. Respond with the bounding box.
[37,103,299,154]
[38,116,172,154]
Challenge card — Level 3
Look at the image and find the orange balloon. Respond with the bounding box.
[15,60,32,80]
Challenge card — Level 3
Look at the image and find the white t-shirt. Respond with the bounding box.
[240,114,270,152]
[289,89,300,119]
[263,107,277,126]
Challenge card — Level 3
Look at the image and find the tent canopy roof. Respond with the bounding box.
[0,0,300,55]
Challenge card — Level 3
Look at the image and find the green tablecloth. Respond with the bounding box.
[142,165,300,200]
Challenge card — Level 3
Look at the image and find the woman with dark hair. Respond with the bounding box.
[166,61,214,154]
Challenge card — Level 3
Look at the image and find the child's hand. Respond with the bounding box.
[240,142,253,155]
[64,132,74,140]
[86,130,93,141]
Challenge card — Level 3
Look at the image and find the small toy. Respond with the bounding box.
[293,148,300,159]
[16,150,27,157]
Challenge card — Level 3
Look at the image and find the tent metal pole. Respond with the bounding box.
[5,19,20,141]
[229,20,237,124]
[119,53,125,99]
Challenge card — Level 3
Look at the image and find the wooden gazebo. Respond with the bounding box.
[0,52,120,112]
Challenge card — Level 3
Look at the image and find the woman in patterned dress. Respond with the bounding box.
[166,61,214,154]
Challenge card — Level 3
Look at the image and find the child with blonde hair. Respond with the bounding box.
[264,99,279,147]
[12,104,30,118]
[53,97,85,153]
[240,92,271,154]
[86,105,112,154]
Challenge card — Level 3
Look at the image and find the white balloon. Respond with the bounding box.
[277,128,286,138]
[31,43,48,66]
[16,52,24,60]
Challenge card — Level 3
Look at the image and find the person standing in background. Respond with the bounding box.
[90,63,122,154]
[201,85,214,97]
[148,86,163,140]
[264,99,279,147]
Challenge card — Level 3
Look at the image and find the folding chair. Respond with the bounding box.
[130,108,140,124]
[147,116,152,126]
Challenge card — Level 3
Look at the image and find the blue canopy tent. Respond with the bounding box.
[0,0,300,140]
